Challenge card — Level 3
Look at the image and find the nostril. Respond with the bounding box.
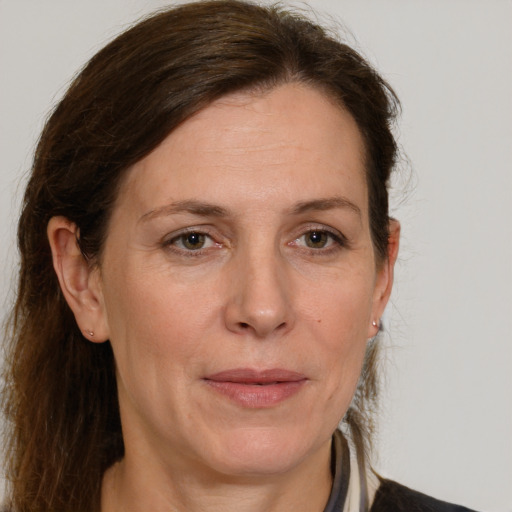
[237,321,287,333]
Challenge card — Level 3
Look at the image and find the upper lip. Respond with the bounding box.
[204,368,306,384]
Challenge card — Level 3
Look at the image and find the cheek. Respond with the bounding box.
[303,273,374,396]
[101,271,211,429]
[102,266,219,375]
[305,268,374,342]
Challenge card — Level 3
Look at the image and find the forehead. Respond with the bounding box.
[118,83,368,216]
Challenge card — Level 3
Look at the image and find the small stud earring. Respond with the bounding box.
[86,330,94,337]
[372,320,380,330]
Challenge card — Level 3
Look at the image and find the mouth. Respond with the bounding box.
[203,368,307,408]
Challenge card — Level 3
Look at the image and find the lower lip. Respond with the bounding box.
[204,380,306,408]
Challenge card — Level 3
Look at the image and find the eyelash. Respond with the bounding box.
[290,227,348,255]
[163,228,220,257]
[163,226,348,258]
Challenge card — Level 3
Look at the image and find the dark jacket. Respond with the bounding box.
[325,429,478,512]
[370,479,477,512]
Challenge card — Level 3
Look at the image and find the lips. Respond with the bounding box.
[203,368,307,408]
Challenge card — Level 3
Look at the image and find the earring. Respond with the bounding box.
[372,320,380,330]
[86,330,95,337]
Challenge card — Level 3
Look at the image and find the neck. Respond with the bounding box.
[100,440,333,512]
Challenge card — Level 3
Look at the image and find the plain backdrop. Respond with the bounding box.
[1,1,511,511]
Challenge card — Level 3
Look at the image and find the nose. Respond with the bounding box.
[224,246,294,339]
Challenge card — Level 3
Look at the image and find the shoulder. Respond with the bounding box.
[370,478,479,512]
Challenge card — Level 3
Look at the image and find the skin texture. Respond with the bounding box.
[48,83,399,512]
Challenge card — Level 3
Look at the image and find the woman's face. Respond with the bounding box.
[94,83,396,477]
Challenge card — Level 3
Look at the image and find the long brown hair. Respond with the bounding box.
[2,1,400,510]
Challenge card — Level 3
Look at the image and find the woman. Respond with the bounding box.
[2,1,479,511]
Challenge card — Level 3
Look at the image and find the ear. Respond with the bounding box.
[47,216,109,342]
[368,219,400,338]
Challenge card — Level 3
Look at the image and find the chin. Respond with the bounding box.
[199,424,327,477]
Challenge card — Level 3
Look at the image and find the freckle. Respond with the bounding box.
[317,319,322,323]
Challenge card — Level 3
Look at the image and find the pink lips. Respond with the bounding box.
[203,368,307,408]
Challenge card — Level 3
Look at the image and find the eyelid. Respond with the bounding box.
[163,226,223,255]
[298,223,348,242]
[161,223,348,257]
[289,224,349,251]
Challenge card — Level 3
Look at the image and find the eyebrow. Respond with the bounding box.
[139,200,230,223]
[139,196,362,223]
[291,197,362,218]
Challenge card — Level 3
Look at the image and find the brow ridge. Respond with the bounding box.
[291,197,361,217]
[139,200,229,223]
[139,196,361,223]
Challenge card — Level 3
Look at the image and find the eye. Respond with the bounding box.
[296,229,341,249]
[169,231,215,251]
[303,230,330,248]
